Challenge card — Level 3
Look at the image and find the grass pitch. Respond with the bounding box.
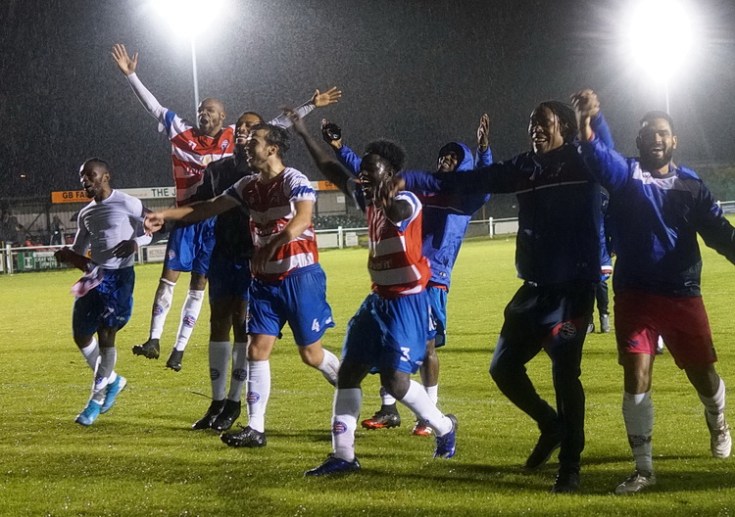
[1,237,735,516]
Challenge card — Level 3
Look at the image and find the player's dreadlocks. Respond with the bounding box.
[538,100,578,143]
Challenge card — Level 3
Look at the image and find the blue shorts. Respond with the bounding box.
[342,291,429,375]
[427,285,448,347]
[73,267,135,337]
[164,218,216,274]
[246,264,335,346]
[208,252,251,302]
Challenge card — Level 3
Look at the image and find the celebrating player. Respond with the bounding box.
[111,43,341,371]
[287,109,458,476]
[575,92,735,494]
[55,158,151,426]
[144,123,340,446]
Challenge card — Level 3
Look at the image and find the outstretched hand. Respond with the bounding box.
[112,43,138,76]
[144,212,165,234]
[312,87,342,108]
[477,113,490,150]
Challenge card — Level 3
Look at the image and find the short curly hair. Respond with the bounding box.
[363,139,406,172]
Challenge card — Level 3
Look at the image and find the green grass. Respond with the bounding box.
[1,237,735,516]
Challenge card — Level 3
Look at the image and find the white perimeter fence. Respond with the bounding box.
[4,198,735,275]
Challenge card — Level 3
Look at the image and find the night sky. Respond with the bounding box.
[2,0,735,199]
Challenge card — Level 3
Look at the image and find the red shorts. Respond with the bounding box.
[614,289,717,369]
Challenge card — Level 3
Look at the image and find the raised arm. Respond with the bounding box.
[573,93,631,192]
[268,86,342,129]
[475,113,494,166]
[321,119,362,175]
[286,109,354,198]
[111,43,167,122]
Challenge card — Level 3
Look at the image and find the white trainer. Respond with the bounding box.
[614,470,656,495]
[707,411,732,459]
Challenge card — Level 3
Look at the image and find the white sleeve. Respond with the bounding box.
[70,208,91,256]
[268,98,315,129]
[126,197,153,247]
[126,73,168,125]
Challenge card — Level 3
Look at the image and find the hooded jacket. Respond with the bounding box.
[336,142,492,288]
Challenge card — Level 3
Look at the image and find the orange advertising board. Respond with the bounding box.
[51,190,89,204]
[313,180,339,191]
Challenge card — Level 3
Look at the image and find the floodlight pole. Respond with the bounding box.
[664,79,670,114]
[191,36,200,114]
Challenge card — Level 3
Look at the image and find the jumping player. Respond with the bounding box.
[111,43,341,371]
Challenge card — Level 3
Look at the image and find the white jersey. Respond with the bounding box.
[71,190,151,269]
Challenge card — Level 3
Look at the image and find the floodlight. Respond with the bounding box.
[148,0,227,113]
[150,0,226,38]
[622,0,698,112]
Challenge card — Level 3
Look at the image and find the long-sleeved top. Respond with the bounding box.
[335,142,492,288]
[578,137,735,296]
[124,73,315,206]
[415,143,602,286]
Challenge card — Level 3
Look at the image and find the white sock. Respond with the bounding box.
[174,289,205,351]
[425,384,439,406]
[92,347,117,403]
[622,391,654,473]
[380,386,397,407]
[79,337,100,370]
[209,341,231,401]
[699,378,727,429]
[332,388,361,462]
[227,341,249,401]
[317,349,340,386]
[150,279,175,340]
[246,360,271,433]
[400,380,452,436]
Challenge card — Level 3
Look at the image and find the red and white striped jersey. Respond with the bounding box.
[124,72,317,207]
[163,112,234,206]
[367,191,430,298]
[226,167,319,281]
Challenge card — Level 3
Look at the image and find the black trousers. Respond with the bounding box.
[489,281,595,469]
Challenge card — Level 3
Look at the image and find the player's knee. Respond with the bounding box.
[298,344,322,368]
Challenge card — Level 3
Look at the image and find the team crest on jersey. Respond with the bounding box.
[557,321,577,340]
[221,140,230,151]
[332,420,348,435]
